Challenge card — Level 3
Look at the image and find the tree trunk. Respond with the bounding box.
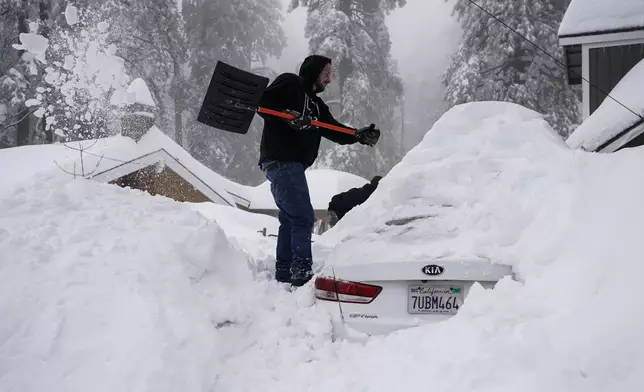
[16,107,30,146]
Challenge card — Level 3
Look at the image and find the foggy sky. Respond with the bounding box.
[268,0,463,148]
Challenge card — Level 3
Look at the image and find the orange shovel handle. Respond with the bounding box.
[257,107,356,136]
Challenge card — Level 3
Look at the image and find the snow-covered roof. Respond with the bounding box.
[246,169,369,210]
[566,59,644,152]
[88,126,240,206]
[558,0,644,38]
[0,127,240,206]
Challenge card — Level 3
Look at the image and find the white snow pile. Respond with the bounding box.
[321,101,575,278]
[558,0,644,37]
[243,101,644,391]
[566,59,644,152]
[3,101,644,391]
[0,174,331,392]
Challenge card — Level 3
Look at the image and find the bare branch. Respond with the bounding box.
[54,159,78,179]
[85,154,105,177]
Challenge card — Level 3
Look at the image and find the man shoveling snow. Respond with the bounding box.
[256,54,381,287]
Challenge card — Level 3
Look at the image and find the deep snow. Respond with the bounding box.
[320,102,575,280]
[2,102,644,391]
[0,176,330,392]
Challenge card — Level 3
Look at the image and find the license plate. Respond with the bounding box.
[407,284,463,315]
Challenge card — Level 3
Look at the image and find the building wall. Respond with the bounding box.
[110,164,210,203]
[589,43,644,114]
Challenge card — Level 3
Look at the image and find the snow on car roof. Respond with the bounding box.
[319,101,575,269]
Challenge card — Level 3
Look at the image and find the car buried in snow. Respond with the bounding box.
[313,254,512,339]
[309,102,549,340]
[313,205,515,340]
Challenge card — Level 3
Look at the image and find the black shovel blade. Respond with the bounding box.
[197,61,269,134]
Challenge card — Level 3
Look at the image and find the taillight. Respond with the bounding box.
[314,276,382,304]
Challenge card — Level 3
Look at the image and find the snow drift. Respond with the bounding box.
[320,101,575,279]
[3,101,644,392]
[257,101,644,392]
[0,176,248,391]
[0,176,330,392]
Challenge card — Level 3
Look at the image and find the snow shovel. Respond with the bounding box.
[197,61,357,136]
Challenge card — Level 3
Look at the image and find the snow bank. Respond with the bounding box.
[215,101,644,392]
[0,175,331,392]
[5,101,644,391]
[566,59,644,152]
[188,202,281,270]
[321,102,575,277]
[0,176,248,391]
[558,0,644,37]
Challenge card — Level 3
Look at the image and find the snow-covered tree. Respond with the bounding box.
[104,0,189,145]
[0,0,116,146]
[290,0,405,179]
[443,0,581,137]
[182,0,286,185]
[7,3,130,142]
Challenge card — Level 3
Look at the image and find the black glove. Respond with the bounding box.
[284,109,312,131]
[356,124,380,147]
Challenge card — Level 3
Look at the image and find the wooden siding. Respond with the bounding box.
[589,43,644,114]
[110,164,211,203]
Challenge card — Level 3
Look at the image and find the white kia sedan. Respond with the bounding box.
[314,256,512,339]
[309,102,552,340]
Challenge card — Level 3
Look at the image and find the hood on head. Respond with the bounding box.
[299,54,332,91]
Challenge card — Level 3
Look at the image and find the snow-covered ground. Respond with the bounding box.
[2,101,644,391]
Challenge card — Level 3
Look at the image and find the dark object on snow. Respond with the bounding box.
[328,175,383,226]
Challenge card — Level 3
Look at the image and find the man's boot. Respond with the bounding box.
[275,258,292,284]
[291,257,313,287]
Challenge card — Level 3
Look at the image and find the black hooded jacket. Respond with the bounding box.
[257,55,358,168]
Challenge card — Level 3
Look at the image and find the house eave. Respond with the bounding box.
[559,28,644,47]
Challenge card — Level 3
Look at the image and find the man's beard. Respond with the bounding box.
[313,81,326,93]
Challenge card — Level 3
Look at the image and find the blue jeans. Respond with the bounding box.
[260,161,315,284]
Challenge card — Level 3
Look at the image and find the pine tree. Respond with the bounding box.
[0,0,68,147]
[290,0,406,179]
[106,0,189,145]
[182,0,286,185]
[443,0,581,137]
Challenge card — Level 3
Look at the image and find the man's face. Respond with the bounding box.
[316,63,332,92]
